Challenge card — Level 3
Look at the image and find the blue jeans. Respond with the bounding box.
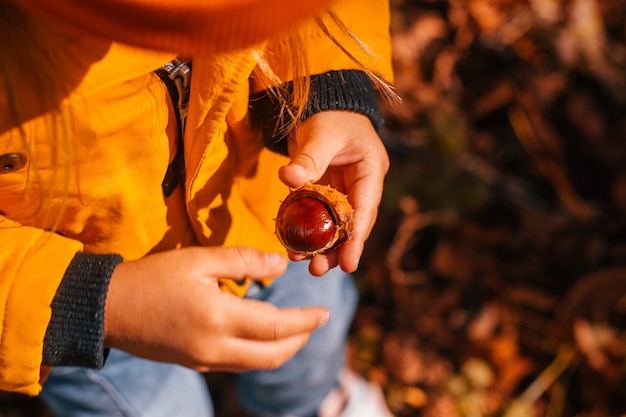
[40,262,358,417]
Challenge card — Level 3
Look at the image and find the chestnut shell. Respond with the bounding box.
[275,183,354,256]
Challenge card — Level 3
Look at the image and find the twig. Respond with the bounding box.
[385,197,457,285]
[508,104,595,223]
[502,345,578,417]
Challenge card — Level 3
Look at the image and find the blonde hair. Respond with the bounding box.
[0,1,74,230]
[251,9,397,140]
[0,2,394,228]
[0,2,79,126]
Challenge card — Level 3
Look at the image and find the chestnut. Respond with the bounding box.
[275,183,354,256]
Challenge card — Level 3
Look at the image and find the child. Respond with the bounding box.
[0,0,394,415]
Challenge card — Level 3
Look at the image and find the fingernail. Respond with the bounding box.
[318,311,331,327]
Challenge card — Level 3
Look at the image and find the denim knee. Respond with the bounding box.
[40,349,213,417]
[236,262,359,417]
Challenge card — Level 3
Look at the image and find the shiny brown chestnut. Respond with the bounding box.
[275,183,354,256]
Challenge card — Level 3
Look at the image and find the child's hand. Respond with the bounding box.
[104,246,329,371]
[278,110,389,276]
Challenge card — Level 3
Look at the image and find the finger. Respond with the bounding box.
[337,159,387,272]
[337,237,364,273]
[207,333,314,372]
[308,252,339,276]
[199,246,288,281]
[287,251,307,262]
[338,187,376,273]
[225,298,330,340]
[284,250,339,276]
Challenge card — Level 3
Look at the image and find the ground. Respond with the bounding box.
[349,1,626,415]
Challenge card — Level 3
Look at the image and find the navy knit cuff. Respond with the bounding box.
[251,70,383,156]
[43,252,122,368]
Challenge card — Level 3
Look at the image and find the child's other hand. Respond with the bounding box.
[278,111,389,276]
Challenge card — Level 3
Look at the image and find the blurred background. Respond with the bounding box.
[2,0,625,416]
[350,0,626,415]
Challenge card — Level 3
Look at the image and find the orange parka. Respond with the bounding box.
[0,0,393,395]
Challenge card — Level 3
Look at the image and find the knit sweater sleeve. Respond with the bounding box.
[250,70,383,156]
[42,252,122,368]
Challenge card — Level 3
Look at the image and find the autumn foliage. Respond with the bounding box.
[353,0,626,416]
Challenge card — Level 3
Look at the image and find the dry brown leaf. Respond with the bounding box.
[383,334,425,385]
[468,302,502,342]
[403,386,429,409]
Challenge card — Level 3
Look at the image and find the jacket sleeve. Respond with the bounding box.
[250,0,393,154]
[42,252,122,369]
[251,0,394,90]
[0,219,79,394]
[0,218,116,395]
[311,0,394,81]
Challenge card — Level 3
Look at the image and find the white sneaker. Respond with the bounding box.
[319,370,394,417]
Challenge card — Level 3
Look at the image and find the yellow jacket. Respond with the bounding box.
[0,0,392,395]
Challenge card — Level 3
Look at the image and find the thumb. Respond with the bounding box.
[278,139,335,189]
[278,157,318,189]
